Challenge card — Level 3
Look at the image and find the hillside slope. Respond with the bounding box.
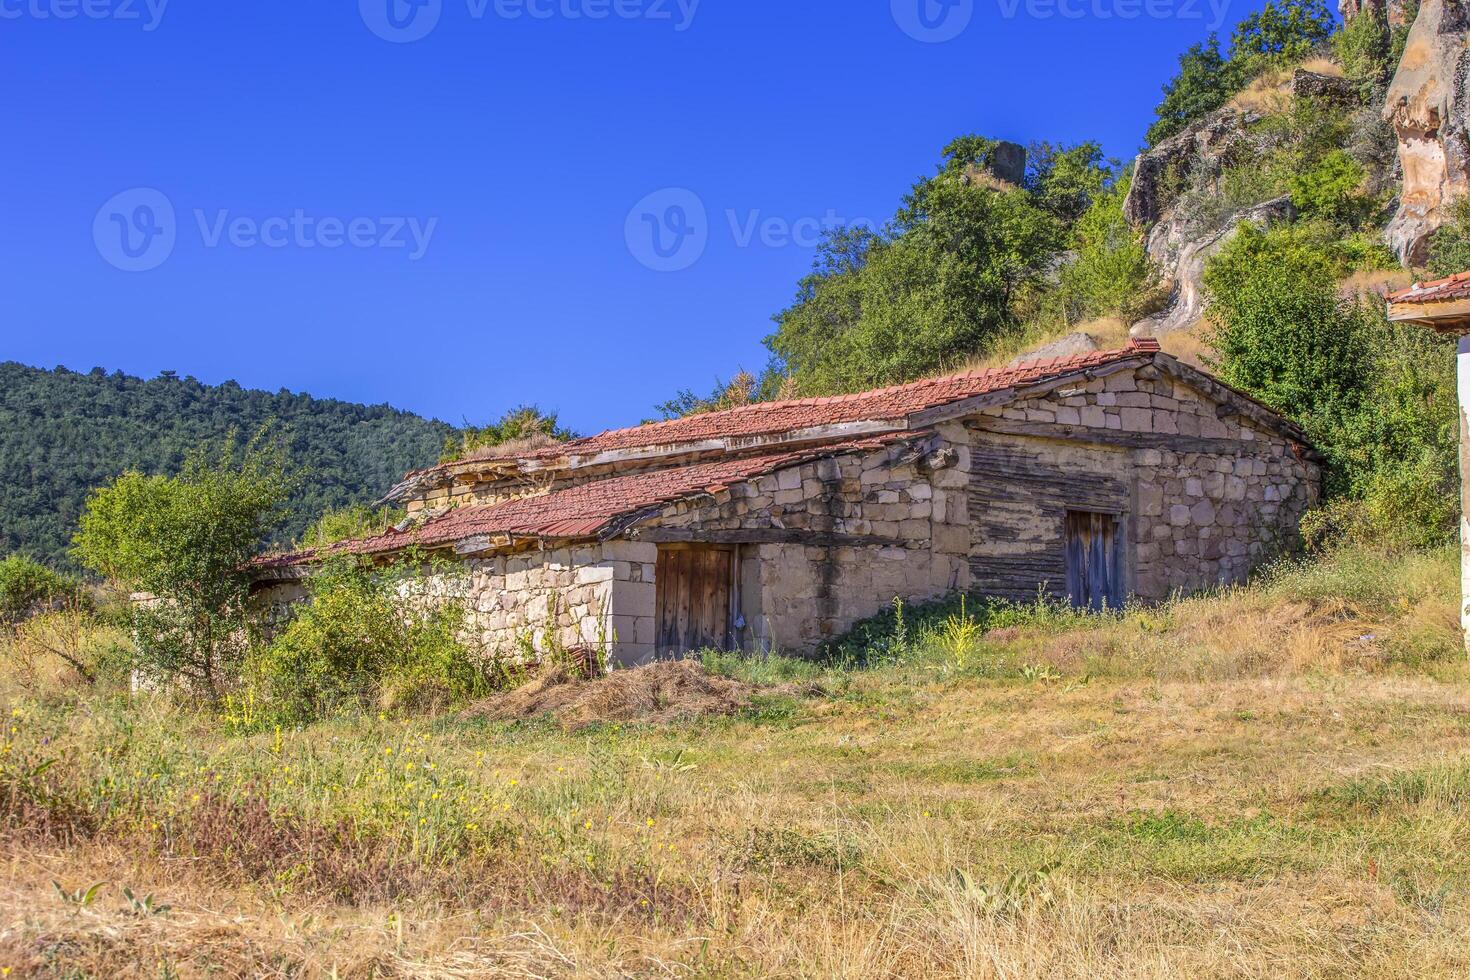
[0,362,452,566]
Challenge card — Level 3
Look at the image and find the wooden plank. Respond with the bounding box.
[968,418,1280,457]
[631,527,901,548]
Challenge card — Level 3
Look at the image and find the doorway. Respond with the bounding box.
[654,545,734,657]
[1065,511,1125,611]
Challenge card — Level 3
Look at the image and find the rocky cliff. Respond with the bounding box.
[1381,0,1470,265]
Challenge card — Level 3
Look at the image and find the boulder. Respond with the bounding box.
[1382,0,1470,265]
[1291,69,1359,105]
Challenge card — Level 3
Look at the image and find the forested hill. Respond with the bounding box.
[0,362,453,566]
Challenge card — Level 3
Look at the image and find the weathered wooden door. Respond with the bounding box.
[655,545,733,657]
[1065,511,1124,611]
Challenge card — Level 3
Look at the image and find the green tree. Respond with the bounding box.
[1230,0,1335,71]
[441,405,574,463]
[71,436,290,698]
[1026,141,1116,225]
[1146,1,1336,147]
[767,138,1062,395]
[1054,187,1159,323]
[1204,223,1458,545]
[1147,35,1235,146]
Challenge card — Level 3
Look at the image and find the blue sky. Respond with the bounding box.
[3,0,1266,434]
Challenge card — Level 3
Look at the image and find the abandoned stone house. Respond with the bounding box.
[254,340,1321,666]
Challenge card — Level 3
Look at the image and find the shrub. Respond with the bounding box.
[1426,196,1470,278]
[246,557,488,725]
[1204,224,1458,546]
[1288,149,1372,226]
[71,434,290,699]
[0,555,81,627]
[299,504,405,549]
[1053,187,1161,323]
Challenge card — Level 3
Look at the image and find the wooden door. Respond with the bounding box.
[655,546,733,657]
[1065,511,1124,611]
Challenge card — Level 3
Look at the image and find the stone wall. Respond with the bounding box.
[967,361,1319,600]
[650,432,971,651]
[405,540,658,668]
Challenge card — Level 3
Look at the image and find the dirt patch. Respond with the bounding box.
[466,660,814,728]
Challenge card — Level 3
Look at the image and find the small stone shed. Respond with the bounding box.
[255,340,1321,666]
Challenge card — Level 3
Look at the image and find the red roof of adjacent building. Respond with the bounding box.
[432,344,1153,472]
[257,436,899,569]
[1386,270,1470,305]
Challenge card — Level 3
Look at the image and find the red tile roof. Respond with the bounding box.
[437,344,1153,471]
[1386,270,1470,305]
[257,436,899,568]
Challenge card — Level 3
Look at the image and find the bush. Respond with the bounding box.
[1204,224,1458,546]
[1053,187,1160,323]
[299,504,405,549]
[71,436,290,700]
[1426,196,1470,278]
[1288,149,1372,226]
[246,557,488,725]
[0,555,81,627]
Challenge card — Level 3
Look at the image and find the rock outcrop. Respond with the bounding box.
[1382,0,1470,265]
[1291,68,1359,105]
[1131,197,1297,338]
[1123,107,1296,336]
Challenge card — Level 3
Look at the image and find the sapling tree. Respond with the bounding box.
[72,434,290,699]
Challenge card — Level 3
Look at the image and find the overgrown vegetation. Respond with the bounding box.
[71,435,292,700]
[1146,0,1336,145]
[1203,223,1457,547]
[440,405,574,463]
[242,556,489,727]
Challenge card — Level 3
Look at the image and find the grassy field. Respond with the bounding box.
[2,548,1469,978]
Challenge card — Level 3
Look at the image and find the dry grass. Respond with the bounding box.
[1228,57,1344,114]
[2,548,1469,977]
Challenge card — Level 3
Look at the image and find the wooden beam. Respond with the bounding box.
[967,417,1289,457]
[1388,297,1470,331]
[627,527,906,549]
